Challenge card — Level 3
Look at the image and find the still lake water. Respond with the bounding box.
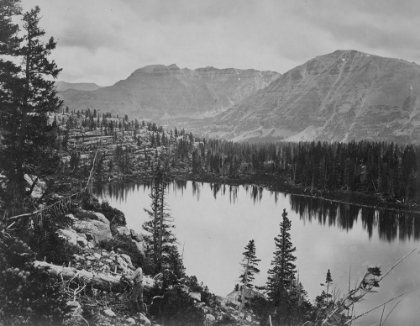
[95,180,420,325]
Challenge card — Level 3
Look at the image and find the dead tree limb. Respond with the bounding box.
[33,260,156,293]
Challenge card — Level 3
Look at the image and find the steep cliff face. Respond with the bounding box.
[58,64,280,122]
[211,50,420,144]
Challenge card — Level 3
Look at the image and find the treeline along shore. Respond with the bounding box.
[54,108,420,213]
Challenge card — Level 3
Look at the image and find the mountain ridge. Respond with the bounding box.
[58,50,420,144]
[58,64,280,122]
[56,81,103,92]
[208,50,420,144]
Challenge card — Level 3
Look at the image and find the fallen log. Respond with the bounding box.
[33,261,156,293]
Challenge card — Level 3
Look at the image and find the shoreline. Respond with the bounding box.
[101,171,420,215]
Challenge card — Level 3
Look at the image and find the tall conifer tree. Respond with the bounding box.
[266,208,297,323]
[142,163,177,274]
[0,4,62,201]
[238,239,260,311]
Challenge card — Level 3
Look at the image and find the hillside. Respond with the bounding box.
[58,64,280,126]
[208,50,420,144]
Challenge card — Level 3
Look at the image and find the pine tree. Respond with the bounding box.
[0,4,62,200]
[142,164,177,274]
[239,239,260,311]
[325,269,333,299]
[266,208,297,324]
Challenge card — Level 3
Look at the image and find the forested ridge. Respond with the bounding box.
[53,107,420,208]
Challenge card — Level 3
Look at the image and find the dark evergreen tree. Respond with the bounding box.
[325,269,333,299]
[239,239,260,311]
[0,5,61,201]
[142,164,177,274]
[266,208,297,324]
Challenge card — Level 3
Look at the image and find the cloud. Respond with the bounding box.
[19,0,420,85]
[298,0,420,61]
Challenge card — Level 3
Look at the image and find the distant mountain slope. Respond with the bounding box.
[56,81,103,92]
[210,50,420,144]
[58,65,280,122]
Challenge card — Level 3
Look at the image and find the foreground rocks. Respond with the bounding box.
[53,206,262,326]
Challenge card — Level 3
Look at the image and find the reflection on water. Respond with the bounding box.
[96,181,420,243]
[289,194,420,242]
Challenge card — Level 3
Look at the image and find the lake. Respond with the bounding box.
[95,180,420,325]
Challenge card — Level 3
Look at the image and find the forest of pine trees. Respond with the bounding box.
[189,139,420,204]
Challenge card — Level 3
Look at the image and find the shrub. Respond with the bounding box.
[29,229,81,265]
[0,234,70,326]
[153,288,205,326]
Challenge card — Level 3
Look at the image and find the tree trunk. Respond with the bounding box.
[239,256,250,312]
[158,177,164,271]
[33,261,156,292]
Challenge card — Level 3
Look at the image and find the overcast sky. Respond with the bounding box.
[20,0,420,86]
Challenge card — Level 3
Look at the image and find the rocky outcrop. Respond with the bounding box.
[224,289,266,309]
[92,212,110,225]
[115,226,131,237]
[73,218,112,243]
[130,229,143,242]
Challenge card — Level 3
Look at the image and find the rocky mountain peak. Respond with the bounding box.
[131,64,181,75]
[210,50,420,144]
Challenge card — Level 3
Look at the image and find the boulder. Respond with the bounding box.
[73,254,85,261]
[65,213,77,221]
[132,239,144,254]
[93,212,110,225]
[116,256,128,272]
[85,233,95,242]
[204,314,216,325]
[103,308,116,317]
[76,237,88,248]
[126,317,136,325]
[130,229,143,242]
[115,226,131,237]
[73,219,112,243]
[57,229,78,246]
[75,209,98,220]
[189,292,201,301]
[120,254,133,266]
[138,313,151,326]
